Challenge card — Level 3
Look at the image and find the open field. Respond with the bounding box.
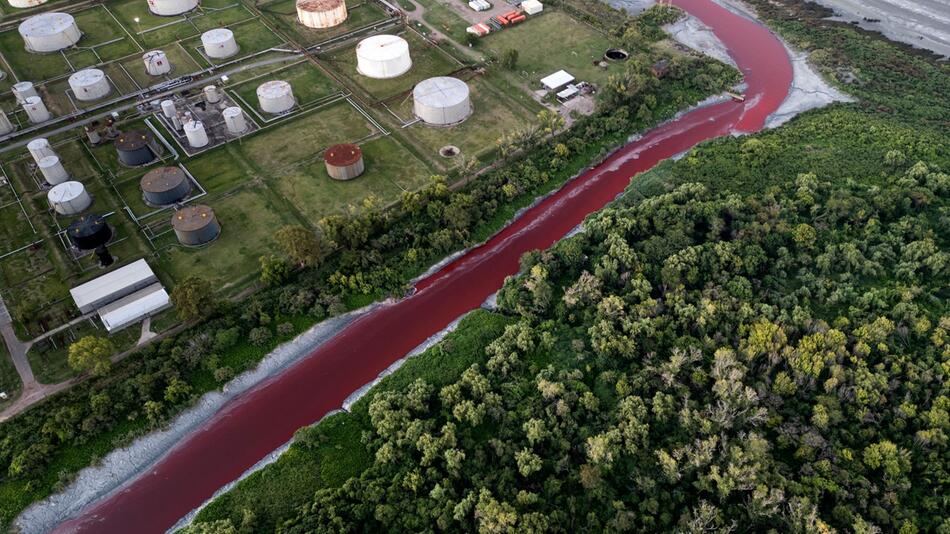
[480,11,623,86]
[258,0,394,46]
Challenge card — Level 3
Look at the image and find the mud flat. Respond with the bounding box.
[813,0,950,58]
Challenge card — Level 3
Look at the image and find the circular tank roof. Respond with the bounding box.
[297,0,345,10]
[184,120,204,131]
[68,214,108,239]
[27,138,49,150]
[356,34,409,61]
[12,81,34,91]
[202,28,234,44]
[38,155,60,167]
[141,167,187,193]
[69,69,105,86]
[413,76,470,108]
[115,130,152,151]
[324,143,362,167]
[143,50,166,59]
[18,13,75,38]
[48,181,85,203]
[257,80,292,98]
[172,205,216,231]
[222,106,243,118]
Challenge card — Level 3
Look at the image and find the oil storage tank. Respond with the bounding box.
[23,96,50,123]
[256,80,295,114]
[147,0,200,16]
[67,214,113,266]
[172,204,220,245]
[413,76,471,126]
[143,50,171,76]
[48,181,92,215]
[115,130,157,166]
[184,120,209,148]
[0,110,13,136]
[69,69,110,101]
[9,0,50,8]
[12,81,37,104]
[201,29,239,59]
[223,106,247,134]
[27,138,54,162]
[141,167,192,206]
[38,155,69,185]
[297,0,347,29]
[356,35,411,79]
[18,13,81,53]
[324,143,364,180]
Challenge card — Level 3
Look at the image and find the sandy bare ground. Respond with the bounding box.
[813,0,950,58]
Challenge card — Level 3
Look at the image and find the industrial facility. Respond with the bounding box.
[201,28,239,59]
[141,167,193,206]
[18,12,81,53]
[154,88,258,154]
[147,0,200,16]
[413,76,472,126]
[297,0,348,29]
[257,80,296,114]
[115,130,161,166]
[171,204,221,246]
[324,143,365,180]
[69,259,170,332]
[356,34,412,79]
[68,69,111,102]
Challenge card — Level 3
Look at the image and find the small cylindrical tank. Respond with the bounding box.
[69,69,111,101]
[171,205,220,246]
[23,96,50,124]
[84,122,102,144]
[9,0,50,8]
[115,130,157,166]
[184,120,209,148]
[204,85,221,104]
[27,138,54,162]
[296,0,348,29]
[38,155,69,185]
[48,181,92,215]
[222,106,247,134]
[143,50,171,76]
[201,29,239,59]
[18,13,81,53]
[324,143,365,180]
[257,80,295,114]
[0,110,14,136]
[160,99,177,119]
[148,0,200,16]
[67,214,112,250]
[141,166,192,206]
[12,81,38,104]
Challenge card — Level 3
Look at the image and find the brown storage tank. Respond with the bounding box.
[324,143,364,181]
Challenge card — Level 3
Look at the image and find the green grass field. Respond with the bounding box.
[324,30,461,100]
[109,0,254,49]
[258,0,393,46]
[480,11,622,86]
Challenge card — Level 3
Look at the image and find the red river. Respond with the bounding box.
[53,0,792,531]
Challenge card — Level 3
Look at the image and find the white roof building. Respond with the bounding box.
[540,70,574,91]
[70,259,159,314]
[522,0,543,15]
[98,284,170,333]
[557,85,579,101]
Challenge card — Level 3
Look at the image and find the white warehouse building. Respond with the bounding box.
[356,34,411,79]
[147,0,200,16]
[413,76,472,126]
[18,13,81,53]
[69,259,169,332]
[69,69,111,101]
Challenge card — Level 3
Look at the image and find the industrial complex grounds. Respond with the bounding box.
[0,0,947,532]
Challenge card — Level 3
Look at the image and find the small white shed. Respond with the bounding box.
[540,70,575,91]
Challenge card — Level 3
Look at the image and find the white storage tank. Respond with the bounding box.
[222,106,247,134]
[0,110,14,136]
[9,0,50,8]
[204,85,221,104]
[18,13,81,53]
[257,80,295,114]
[143,50,171,76]
[413,76,472,126]
[12,81,38,104]
[23,96,50,124]
[356,35,411,79]
[48,181,92,215]
[201,29,239,59]
[161,99,177,119]
[184,120,209,148]
[27,138,54,162]
[297,0,348,29]
[69,69,110,101]
[147,0,200,16]
[38,155,69,185]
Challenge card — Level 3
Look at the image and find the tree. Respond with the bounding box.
[501,48,519,70]
[171,275,215,321]
[275,225,329,268]
[259,255,292,286]
[67,336,114,376]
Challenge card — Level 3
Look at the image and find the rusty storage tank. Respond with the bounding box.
[171,204,220,245]
[141,166,192,206]
[115,130,157,166]
[324,143,364,180]
[297,0,347,29]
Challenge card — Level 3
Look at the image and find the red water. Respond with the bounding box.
[53,1,791,532]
